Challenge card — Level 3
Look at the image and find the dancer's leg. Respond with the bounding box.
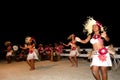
[91,66,101,80]
[101,66,107,80]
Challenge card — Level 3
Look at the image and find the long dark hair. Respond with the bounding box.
[90,25,103,37]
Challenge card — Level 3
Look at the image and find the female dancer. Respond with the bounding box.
[63,33,80,67]
[25,36,38,71]
[77,17,112,80]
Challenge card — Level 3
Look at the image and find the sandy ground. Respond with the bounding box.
[0,58,120,80]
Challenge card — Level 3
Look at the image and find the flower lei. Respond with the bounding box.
[72,47,76,50]
[93,34,101,39]
[98,47,108,61]
[29,50,33,54]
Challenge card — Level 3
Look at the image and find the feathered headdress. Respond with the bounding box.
[67,33,75,40]
[4,41,12,46]
[83,16,104,35]
[25,36,36,44]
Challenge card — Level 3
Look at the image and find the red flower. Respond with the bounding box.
[98,47,108,55]
[98,54,106,62]
[96,21,102,27]
[29,50,33,54]
[93,35,101,39]
[72,47,76,50]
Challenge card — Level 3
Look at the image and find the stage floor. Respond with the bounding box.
[0,58,120,80]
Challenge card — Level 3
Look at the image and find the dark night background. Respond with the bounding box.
[0,5,120,50]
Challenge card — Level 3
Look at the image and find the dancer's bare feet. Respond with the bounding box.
[71,64,75,67]
[30,68,35,71]
[75,65,78,67]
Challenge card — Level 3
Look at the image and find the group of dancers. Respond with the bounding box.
[4,17,114,80]
[64,17,113,80]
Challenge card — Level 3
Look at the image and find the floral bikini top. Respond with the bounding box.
[90,34,102,44]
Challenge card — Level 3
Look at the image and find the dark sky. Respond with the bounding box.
[1,9,120,49]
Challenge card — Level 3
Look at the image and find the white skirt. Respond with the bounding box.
[90,51,112,67]
[27,51,39,60]
[69,49,79,57]
[6,52,12,56]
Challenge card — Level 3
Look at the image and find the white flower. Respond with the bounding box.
[13,45,18,51]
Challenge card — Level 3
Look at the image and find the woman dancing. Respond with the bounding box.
[63,33,80,67]
[77,17,112,80]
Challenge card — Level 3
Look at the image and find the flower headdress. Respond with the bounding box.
[4,41,12,47]
[25,36,36,44]
[25,36,31,44]
[83,16,104,35]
